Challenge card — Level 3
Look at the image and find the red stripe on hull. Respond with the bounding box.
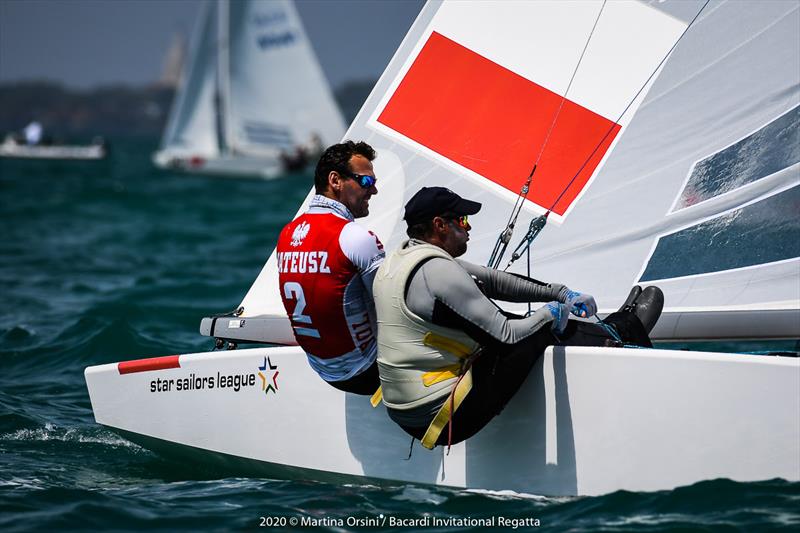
[118,355,181,375]
[378,32,621,215]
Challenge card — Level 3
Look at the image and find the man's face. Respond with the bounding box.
[338,155,377,218]
[440,215,471,258]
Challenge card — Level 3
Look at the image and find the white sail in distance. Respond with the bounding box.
[237,0,800,341]
[224,0,346,156]
[155,0,346,177]
[159,0,219,158]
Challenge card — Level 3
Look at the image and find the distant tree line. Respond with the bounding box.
[0,79,375,141]
[0,81,174,139]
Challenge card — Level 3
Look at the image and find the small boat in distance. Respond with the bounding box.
[1,121,107,161]
[153,0,346,179]
[0,135,107,161]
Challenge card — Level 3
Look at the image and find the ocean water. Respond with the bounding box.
[1,139,798,532]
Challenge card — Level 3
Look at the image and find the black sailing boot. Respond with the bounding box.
[628,286,664,334]
[601,285,662,347]
[620,285,642,312]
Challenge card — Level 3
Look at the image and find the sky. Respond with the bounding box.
[0,0,425,90]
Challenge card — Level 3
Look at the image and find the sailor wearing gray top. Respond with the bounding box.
[373,187,662,448]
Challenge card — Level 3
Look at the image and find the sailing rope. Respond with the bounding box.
[493,0,711,272]
[595,316,652,349]
[487,0,608,270]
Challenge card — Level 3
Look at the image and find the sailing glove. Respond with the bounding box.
[546,301,569,334]
[565,290,597,318]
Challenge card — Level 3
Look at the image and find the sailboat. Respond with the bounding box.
[0,137,107,160]
[152,0,346,178]
[87,0,800,496]
[1,121,107,160]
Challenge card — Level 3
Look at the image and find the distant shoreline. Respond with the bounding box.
[0,78,374,139]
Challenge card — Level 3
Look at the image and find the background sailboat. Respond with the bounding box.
[152,0,345,179]
[0,137,107,160]
[87,0,799,496]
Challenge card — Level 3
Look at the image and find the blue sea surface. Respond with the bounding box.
[1,139,798,532]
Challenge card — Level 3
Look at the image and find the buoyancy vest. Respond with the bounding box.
[373,242,480,411]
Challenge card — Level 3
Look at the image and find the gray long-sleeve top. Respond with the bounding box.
[403,239,569,349]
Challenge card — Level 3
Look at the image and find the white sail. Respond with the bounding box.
[155,0,346,178]
[223,0,346,156]
[158,0,220,158]
[237,0,800,341]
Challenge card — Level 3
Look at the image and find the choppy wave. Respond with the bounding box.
[2,422,142,449]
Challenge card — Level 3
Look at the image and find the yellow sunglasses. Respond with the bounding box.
[450,215,469,228]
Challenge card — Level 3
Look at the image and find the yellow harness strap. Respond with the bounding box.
[422,364,461,386]
[419,332,476,449]
[422,332,473,358]
[421,369,472,449]
[370,386,383,408]
[373,332,473,408]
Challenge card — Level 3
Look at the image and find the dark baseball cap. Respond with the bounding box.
[403,186,482,225]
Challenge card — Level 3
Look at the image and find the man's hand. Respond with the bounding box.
[565,290,597,318]
[545,301,569,334]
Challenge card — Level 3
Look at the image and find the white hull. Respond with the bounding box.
[0,142,105,160]
[85,345,800,496]
[152,150,285,180]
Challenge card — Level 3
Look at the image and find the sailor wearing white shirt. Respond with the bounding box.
[277,141,385,395]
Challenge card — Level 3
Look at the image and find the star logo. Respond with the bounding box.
[257,356,279,395]
[290,221,310,247]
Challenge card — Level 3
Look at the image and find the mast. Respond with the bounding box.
[215,0,232,154]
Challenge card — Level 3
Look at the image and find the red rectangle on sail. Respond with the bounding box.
[118,355,181,375]
[377,32,621,215]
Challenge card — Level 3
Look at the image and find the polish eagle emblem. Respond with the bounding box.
[290,221,310,247]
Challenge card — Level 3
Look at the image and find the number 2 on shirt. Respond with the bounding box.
[283,282,321,338]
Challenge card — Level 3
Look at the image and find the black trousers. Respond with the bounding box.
[396,311,650,446]
[326,360,380,395]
